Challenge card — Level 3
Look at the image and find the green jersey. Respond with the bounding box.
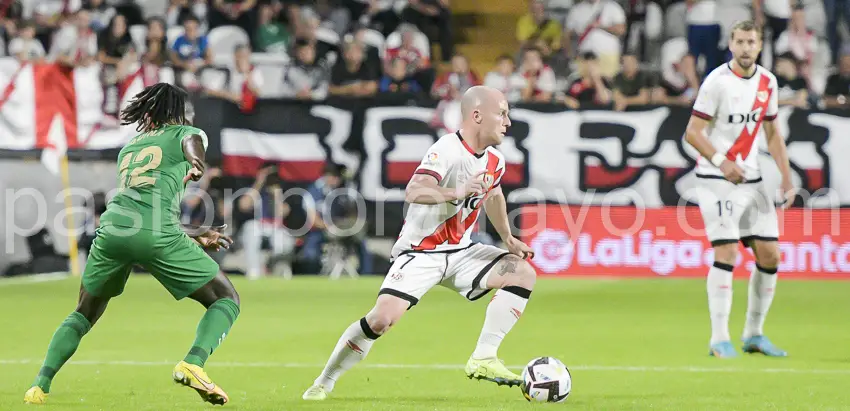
[100,124,208,233]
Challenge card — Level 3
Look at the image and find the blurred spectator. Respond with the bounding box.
[652,37,700,106]
[622,0,661,62]
[302,0,351,37]
[166,0,207,29]
[346,0,400,36]
[349,26,383,69]
[329,40,380,97]
[283,38,331,100]
[34,0,82,50]
[401,0,453,62]
[562,52,612,108]
[612,53,651,111]
[516,0,562,58]
[49,9,97,68]
[565,0,626,79]
[384,24,434,90]
[237,164,296,279]
[753,0,790,65]
[204,44,262,111]
[98,14,137,119]
[170,15,213,90]
[300,163,371,275]
[824,0,850,65]
[143,17,169,67]
[686,0,721,73]
[823,52,850,108]
[208,0,255,40]
[716,0,753,58]
[431,54,481,100]
[774,5,815,82]
[484,54,527,103]
[774,52,809,108]
[8,20,46,62]
[379,57,423,93]
[86,0,117,32]
[519,47,557,102]
[255,2,291,53]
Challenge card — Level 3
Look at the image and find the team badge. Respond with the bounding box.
[483,172,495,188]
[390,271,404,282]
[757,91,768,102]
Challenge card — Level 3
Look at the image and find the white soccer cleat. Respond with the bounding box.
[302,384,329,401]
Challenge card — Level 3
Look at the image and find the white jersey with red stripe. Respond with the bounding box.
[391,131,507,260]
[691,63,779,181]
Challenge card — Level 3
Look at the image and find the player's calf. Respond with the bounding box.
[305,294,410,399]
[707,243,737,352]
[466,255,534,386]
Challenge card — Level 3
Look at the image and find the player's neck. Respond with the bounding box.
[457,127,486,154]
[729,60,756,78]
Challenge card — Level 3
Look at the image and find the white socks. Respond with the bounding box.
[314,318,379,391]
[744,264,778,339]
[471,287,531,360]
[707,262,734,345]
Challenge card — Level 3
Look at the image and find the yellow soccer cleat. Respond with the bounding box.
[465,357,523,387]
[302,384,329,401]
[172,361,229,406]
[24,386,47,405]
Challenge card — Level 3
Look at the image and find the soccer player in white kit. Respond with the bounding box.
[303,86,538,400]
[684,20,797,358]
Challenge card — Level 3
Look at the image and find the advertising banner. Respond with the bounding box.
[521,205,850,278]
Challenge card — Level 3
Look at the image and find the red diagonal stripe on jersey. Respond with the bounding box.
[726,74,772,162]
[413,208,481,251]
[486,151,504,188]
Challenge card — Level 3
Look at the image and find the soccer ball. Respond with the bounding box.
[520,357,572,403]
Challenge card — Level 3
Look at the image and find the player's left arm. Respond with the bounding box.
[182,132,207,184]
[484,181,534,260]
[763,78,796,208]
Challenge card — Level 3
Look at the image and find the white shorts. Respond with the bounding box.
[379,243,511,307]
[696,176,779,247]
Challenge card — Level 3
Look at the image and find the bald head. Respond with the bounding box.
[460,86,503,118]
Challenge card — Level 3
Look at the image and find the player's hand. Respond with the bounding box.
[461,170,488,198]
[719,160,745,184]
[781,179,797,209]
[195,224,234,251]
[505,236,535,261]
[183,166,203,184]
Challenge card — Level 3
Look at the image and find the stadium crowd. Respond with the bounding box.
[2,0,849,278]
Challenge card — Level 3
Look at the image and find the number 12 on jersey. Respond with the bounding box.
[118,146,163,190]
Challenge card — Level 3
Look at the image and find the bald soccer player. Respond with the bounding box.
[302,86,538,400]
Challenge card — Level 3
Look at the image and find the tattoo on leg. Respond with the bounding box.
[496,257,519,276]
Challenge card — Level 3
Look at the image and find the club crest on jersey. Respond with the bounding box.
[757,90,768,103]
[390,271,404,282]
[484,172,495,188]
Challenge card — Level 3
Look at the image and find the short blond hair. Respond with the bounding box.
[730,20,762,40]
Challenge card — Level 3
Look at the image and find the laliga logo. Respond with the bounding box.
[530,229,575,273]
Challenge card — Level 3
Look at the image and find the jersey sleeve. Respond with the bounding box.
[691,76,719,120]
[180,126,209,150]
[414,140,453,184]
[765,75,779,120]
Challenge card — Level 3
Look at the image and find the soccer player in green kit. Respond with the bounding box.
[24,83,239,406]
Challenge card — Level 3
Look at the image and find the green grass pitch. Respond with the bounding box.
[1,274,849,410]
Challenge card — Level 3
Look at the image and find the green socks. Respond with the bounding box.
[33,311,92,393]
[184,298,240,367]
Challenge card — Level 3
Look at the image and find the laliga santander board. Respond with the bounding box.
[520,205,850,279]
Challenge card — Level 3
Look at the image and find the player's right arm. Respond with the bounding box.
[405,142,487,204]
[684,77,746,184]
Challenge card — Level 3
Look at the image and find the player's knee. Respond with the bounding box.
[755,248,780,270]
[713,244,738,265]
[366,295,409,334]
[503,258,537,290]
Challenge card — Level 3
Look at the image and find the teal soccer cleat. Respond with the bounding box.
[709,341,738,358]
[742,335,788,357]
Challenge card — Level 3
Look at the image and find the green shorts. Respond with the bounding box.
[81,225,219,300]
